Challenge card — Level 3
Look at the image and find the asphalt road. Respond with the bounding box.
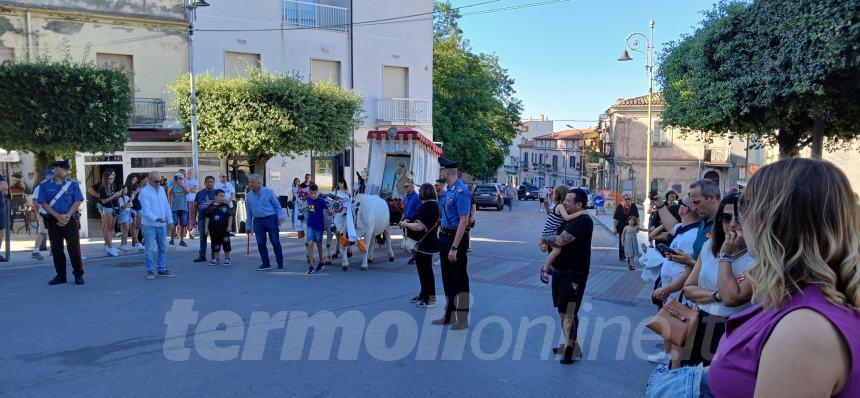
[0,199,658,397]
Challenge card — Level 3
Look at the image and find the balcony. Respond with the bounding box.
[704,147,732,167]
[376,98,432,125]
[130,98,166,129]
[283,1,349,32]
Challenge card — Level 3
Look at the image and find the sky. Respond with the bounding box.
[451,0,715,130]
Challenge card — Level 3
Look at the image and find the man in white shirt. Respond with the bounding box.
[138,171,177,279]
[215,174,235,206]
[30,170,53,260]
[648,194,700,365]
[184,168,200,239]
[538,186,550,212]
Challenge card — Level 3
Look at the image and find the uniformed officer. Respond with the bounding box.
[38,160,86,286]
[432,157,473,330]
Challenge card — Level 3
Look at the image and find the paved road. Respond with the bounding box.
[0,199,657,397]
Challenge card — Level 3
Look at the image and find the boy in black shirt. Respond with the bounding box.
[204,190,234,265]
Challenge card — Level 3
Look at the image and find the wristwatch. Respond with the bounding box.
[451,246,458,251]
[713,291,722,303]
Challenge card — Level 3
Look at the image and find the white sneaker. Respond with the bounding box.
[105,247,119,257]
[647,352,671,365]
[119,244,132,252]
[134,243,145,250]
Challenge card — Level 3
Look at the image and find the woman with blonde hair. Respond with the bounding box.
[707,158,860,397]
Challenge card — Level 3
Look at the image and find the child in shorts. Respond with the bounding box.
[204,190,234,266]
[305,184,329,274]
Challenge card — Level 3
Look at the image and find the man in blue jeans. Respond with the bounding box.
[191,176,218,262]
[137,171,177,279]
[245,173,286,271]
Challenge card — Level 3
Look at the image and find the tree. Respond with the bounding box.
[433,1,522,178]
[0,59,132,175]
[658,0,860,158]
[169,71,363,173]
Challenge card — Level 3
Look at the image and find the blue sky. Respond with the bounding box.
[453,0,715,130]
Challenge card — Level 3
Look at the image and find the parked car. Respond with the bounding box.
[517,184,539,200]
[474,184,504,210]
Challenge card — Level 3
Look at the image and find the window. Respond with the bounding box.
[551,155,558,170]
[383,66,408,98]
[225,51,261,77]
[538,154,543,165]
[672,184,683,194]
[569,155,576,168]
[650,178,665,192]
[652,122,671,145]
[522,152,528,165]
[97,53,134,93]
[310,59,341,85]
[0,47,14,64]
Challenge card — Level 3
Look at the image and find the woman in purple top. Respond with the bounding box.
[708,158,860,397]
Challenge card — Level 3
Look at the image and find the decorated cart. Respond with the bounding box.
[364,128,443,225]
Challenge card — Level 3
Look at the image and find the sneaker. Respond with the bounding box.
[0,255,7,262]
[134,243,145,250]
[146,272,156,279]
[169,239,175,246]
[74,276,85,285]
[416,300,437,308]
[193,256,207,262]
[223,258,231,265]
[157,270,176,278]
[32,252,44,260]
[315,263,325,273]
[256,264,272,271]
[208,259,220,266]
[647,352,672,365]
[48,275,67,285]
[306,266,315,274]
[105,247,119,257]
[410,296,422,304]
[276,264,284,271]
[120,244,133,252]
[179,240,188,247]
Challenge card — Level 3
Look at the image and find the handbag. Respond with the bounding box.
[401,219,440,256]
[646,295,699,347]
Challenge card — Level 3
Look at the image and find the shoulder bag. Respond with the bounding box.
[401,211,440,256]
[646,294,699,348]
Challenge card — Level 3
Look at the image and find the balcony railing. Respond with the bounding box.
[704,147,731,166]
[376,98,432,124]
[283,1,349,32]
[130,98,166,129]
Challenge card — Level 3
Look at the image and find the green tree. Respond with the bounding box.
[0,59,132,175]
[658,0,860,158]
[169,71,363,173]
[433,1,522,178]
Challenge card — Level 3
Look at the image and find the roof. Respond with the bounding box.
[612,92,665,107]
[533,129,599,141]
[518,139,535,148]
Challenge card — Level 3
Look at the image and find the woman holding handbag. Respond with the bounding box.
[399,183,440,308]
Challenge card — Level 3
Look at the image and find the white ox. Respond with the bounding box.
[329,194,394,271]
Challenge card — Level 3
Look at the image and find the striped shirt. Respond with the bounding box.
[542,203,565,237]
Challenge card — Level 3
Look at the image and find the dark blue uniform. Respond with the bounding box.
[38,177,85,282]
[438,178,472,326]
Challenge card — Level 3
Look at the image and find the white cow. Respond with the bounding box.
[330,194,394,271]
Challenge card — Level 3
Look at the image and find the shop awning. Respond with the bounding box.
[367,129,444,156]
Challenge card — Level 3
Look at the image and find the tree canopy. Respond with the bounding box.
[0,59,132,170]
[433,1,522,178]
[658,0,860,157]
[169,71,363,166]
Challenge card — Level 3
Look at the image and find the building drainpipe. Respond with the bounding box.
[25,11,34,61]
[349,0,355,193]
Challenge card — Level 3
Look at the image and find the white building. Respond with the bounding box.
[495,117,553,185]
[192,0,434,193]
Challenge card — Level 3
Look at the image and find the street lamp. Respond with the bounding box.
[618,18,654,208]
[186,0,210,182]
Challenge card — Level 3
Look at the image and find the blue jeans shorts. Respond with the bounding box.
[172,210,188,227]
[118,209,132,224]
[306,228,323,243]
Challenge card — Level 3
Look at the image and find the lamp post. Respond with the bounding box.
[186,0,210,182]
[618,18,654,208]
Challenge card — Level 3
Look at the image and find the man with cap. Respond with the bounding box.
[38,160,86,285]
[30,169,54,260]
[432,156,473,330]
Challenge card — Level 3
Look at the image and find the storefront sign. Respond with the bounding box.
[0,150,20,163]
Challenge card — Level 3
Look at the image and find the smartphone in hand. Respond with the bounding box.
[656,243,673,257]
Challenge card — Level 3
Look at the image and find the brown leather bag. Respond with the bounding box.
[647,298,699,347]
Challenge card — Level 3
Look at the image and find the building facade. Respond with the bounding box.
[192,0,434,193]
[517,129,598,188]
[495,117,553,185]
